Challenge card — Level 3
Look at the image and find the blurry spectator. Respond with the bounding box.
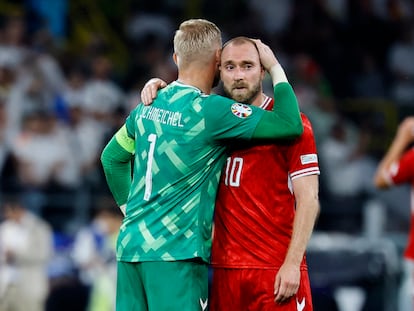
[348,0,395,73]
[320,117,377,197]
[0,54,20,141]
[318,117,378,232]
[71,199,122,311]
[0,195,53,311]
[66,103,105,186]
[33,52,66,106]
[10,110,81,215]
[5,53,63,139]
[124,78,146,112]
[149,53,178,85]
[372,0,414,21]
[82,54,126,133]
[62,67,106,188]
[352,52,387,98]
[124,12,174,45]
[0,99,10,178]
[322,0,348,23]
[246,0,292,37]
[0,55,17,101]
[62,66,87,110]
[0,14,30,71]
[290,53,331,112]
[302,95,338,148]
[374,116,414,311]
[388,20,414,106]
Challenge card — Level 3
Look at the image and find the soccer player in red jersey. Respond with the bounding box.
[208,37,320,311]
[374,116,414,310]
[141,36,319,310]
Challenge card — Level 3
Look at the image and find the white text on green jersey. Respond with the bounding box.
[140,106,184,127]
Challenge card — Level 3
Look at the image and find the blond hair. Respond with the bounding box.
[174,19,222,67]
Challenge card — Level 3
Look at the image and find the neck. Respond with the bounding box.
[176,62,217,94]
[177,73,213,94]
[251,92,266,107]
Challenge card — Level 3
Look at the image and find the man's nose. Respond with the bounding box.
[233,67,245,79]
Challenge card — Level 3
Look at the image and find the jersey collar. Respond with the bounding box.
[172,80,203,94]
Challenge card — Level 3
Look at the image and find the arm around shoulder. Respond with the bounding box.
[252,82,303,140]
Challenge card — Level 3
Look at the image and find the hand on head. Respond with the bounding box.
[251,39,279,72]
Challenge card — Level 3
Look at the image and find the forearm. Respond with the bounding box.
[269,63,288,86]
[100,134,134,206]
[374,117,414,188]
[377,135,407,171]
[284,176,320,266]
[252,82,303,139]
[284,197,320,267]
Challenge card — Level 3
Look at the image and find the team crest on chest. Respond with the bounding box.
[231,103,252,118]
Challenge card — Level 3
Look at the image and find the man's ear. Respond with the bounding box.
[215,49,221,64]
[173,53,178,66]
[260,65,266,81]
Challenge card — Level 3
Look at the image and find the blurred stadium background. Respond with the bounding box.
[1,0,414,310]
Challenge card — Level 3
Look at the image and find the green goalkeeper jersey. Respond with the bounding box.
[118,81,264,262]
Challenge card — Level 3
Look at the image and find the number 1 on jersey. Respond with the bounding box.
[144,134,157,201]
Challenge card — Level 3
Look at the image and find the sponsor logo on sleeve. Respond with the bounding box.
[231,103,252,118]
[300,154,318,165]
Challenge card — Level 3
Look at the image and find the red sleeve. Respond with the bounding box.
[286,113,320,180]
[390,148,414,185]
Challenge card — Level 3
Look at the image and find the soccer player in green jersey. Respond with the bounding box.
[100,19,303,311]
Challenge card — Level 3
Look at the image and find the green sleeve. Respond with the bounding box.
[100,127,134,206]
[252,82,303,139]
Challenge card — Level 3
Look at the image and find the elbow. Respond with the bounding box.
[286,119,304,139]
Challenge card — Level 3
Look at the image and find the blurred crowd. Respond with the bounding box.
[0,0,414,310]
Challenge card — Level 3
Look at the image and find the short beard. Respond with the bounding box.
[223,81,261,104]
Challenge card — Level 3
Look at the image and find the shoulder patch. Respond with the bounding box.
[300,154,318,165]
[231,103,252,118]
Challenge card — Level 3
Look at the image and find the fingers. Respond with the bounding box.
[141,83,157,106]
[250,38,278,71]
[274,282,298,304]
[274,274,291,303]
[273,270,300,304]
[141,78,167,106]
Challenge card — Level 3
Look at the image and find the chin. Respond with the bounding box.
[233,95,247,103]
[231,92,247,103]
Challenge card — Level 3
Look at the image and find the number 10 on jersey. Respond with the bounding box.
[224,157,243,187]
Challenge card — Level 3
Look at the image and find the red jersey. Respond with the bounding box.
[211,96,320,269]
[388,147,414,260]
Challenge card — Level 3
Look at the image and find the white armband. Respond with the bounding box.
[269,64,288,86]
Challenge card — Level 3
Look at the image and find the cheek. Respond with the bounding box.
[220,72,232,83]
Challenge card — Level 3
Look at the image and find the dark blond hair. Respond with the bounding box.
[174,19,222,67]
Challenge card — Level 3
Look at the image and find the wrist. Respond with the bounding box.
[269,64,288,86]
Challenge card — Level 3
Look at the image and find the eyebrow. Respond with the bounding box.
[222,60,256,66]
